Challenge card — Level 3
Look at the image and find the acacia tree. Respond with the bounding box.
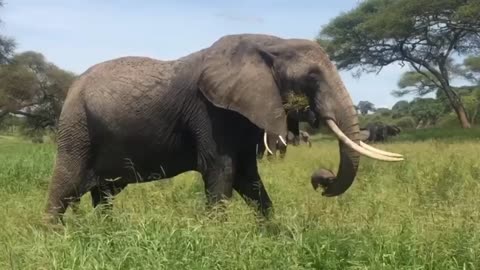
[0,0,15,64]
[463,56,480,84]
[408,97,445,128]
[391,100,410,118]
[0,51,76,130]
[357,100,376,115]
[318,0,480,128]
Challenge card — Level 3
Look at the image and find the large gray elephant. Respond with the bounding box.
[44,33,404,224]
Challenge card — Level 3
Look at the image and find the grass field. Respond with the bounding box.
[1,131,480,269]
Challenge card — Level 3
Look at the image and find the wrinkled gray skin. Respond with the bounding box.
[44,33,362,224]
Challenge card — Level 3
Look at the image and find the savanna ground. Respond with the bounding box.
[1,129,480,269]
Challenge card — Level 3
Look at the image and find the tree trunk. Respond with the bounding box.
[441,85,471,128]
[453,103,471,128]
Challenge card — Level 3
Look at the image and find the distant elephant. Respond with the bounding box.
[299,130,312,147]
[286,107,319,146]
[43,33,403,225]
[256,107,317,159]
[256,131,287,159]
[362,122,401,142]
[386,125,401,137]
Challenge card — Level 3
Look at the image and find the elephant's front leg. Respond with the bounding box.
[201,154,235,209]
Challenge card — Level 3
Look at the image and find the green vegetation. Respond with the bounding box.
[393,127,480,142]
[1,135,480,269]
[318,0,480,128]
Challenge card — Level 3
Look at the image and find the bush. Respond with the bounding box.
[392,116,416,129]
[436,112,461,128]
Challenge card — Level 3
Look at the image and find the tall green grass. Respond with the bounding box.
[1,135,479,269]
[394,127,480,142]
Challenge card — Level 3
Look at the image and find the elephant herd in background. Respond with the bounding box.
[256,108,402,160]
[256,106,316,159]
[360,122,402,142]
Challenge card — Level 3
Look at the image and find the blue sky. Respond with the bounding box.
[2,0,417,108]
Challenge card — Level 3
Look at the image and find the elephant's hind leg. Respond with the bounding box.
[44,120,92,224]
[44,150,91,224]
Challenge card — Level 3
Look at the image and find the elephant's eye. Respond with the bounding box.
[307,66,321,79]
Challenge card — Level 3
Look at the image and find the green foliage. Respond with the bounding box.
[1,137,480,268]
[318,0,480,72]
[0,1,15,64]
[392,116,416,129]
[0,51,76,131]
[395,126,480,142]
[318,0,480,128]
[393,71,439,97]
[437,112,463,128]
[409,98,445,126]
[463,56,480,83]
[375,107,391,117]
[283,92,309,111]
[464,56,480,73]
[357,100,375,115]
[391,100,410,118]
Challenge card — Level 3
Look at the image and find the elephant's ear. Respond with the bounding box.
[198,40,287,137]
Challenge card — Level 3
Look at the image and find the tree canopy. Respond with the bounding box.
[357,100,376,115]
[463,56,480,84]
[0,0,15,63]
[0,51,76,130]
[318,0,480,128]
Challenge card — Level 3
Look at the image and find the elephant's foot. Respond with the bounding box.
[42,208,66,230]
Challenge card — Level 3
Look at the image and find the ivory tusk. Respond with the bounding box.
[359,141,403,158]
[264,132,273,155]
[326,120,404,162]
[278,135,287,146]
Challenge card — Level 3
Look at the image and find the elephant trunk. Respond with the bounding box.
[311,65,403,196]
[313,81,361,196]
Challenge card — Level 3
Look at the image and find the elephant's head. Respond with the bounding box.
[386,125,401,136]
[198,34,403,197]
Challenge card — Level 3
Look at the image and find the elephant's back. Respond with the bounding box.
[76,57,178,115]
[78,56,176,98]
[59,56,185,137]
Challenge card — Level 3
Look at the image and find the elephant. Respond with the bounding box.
[43,33,404,224]
[361,122,401,142]
[256,131,288,159]
[299,130,312,147]
[286,107,318,146]
[386,125,401,137]
[256,107,317,159]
